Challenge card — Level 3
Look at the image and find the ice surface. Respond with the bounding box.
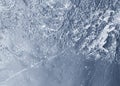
[0,0,120,86]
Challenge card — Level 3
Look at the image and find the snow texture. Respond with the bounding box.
[0,0,120,86]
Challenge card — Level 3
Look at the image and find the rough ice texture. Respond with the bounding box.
[0,0,120,86]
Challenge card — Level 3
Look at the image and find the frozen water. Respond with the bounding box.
[0,0,120,86]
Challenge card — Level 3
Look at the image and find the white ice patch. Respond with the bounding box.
[89,23,115,52]
[0,0,15,11]
[0,4,5,12]
[0,30,11,49]
[114,12,120,24]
